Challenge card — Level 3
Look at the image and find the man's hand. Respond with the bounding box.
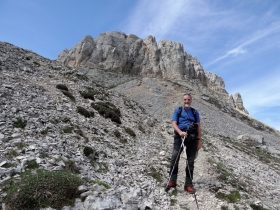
[197,139,202,150]
[180,131,187,137]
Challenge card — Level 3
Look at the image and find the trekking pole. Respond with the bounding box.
[183,140,199,209]
[165,135,186,191]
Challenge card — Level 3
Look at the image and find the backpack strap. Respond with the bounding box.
[177,107,197,124]
[191,107,197,123]
[177,106,182,124]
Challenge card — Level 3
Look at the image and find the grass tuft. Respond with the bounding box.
[56,84,69,91]
[125,127,136,137]
[77,106,94,118]
[2,169,83,210]
[13,117,27,129]
[146,166,162,182]
[91,102,121,124]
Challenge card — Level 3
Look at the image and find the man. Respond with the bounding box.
[165,93,202,194]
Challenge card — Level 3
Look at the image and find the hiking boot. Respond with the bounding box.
[185,186,196,194]
[164,182,176,192]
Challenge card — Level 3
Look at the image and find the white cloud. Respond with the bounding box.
[206,22,280,67]
[124,0,190,39]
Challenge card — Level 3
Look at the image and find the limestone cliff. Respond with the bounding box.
[57,31,247,114]
[57,32,221,89]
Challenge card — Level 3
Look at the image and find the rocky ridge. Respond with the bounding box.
[0,38,280,210]
[57,31,247,113]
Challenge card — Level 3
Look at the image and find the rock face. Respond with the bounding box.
[57,31,226,93]
[234,92,249,114]
[1,39,280,210]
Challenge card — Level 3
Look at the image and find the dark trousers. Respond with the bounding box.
[169,132,198,187]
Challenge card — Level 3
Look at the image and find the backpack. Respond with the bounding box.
[177,106,197,124]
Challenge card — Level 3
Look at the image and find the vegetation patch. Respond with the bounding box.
[250,204,269,210]
[113,130,121,138]
[221,206,229,210]
[6,150,18,159]
[146,166,162,182]
[40,128,48,135]
[119,137,128,144]
[80,88,96,100]
[64,160,80,174]
[49,118,60,124]
[91,101,121,124]
[1,169,83,210]
[90,180,110,189]
[25,159,39,169]
[216,191,241,203]
[219,135,280,174]
[216,163,231,181]
[13,117,27,129]
[61,90,75,102]
[125,127,136,137]
[33,61,40,66]
[62,126,72,133]
[56,84,69,91]
[1,162,16,168]
[15,142,27,149]
[83,146,95,157]
[77,106,94,118]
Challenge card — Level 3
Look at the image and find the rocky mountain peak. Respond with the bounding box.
[58,32,224,91]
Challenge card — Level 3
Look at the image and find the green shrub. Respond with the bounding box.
[15,142,27,149]
[221,206,229,210]
[33,61,40,66]
[250,204,269,210]
[77,106,94,118]
[25,159,39,169]
[61,90,75,102]
[6,150,18,159]
[83,146,94,157]
[146,166,162,182]
[40,128,48,135]
[114,130,121,138]
[120,138,127,144]
[56,84,69,91]
[90,180,110,189]
[216,163,231,181]
[2,169,83,210]
[13,117,27,129]
[91,102,121,124]
[1,162,16,168]
[64,160,80,174]
[125,127,136,137]
[80,89,96,100]
[62,126,72,133]
[49,118,60,124]
[216,191,241,203]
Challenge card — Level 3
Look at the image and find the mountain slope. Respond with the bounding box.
[0,38,280,210]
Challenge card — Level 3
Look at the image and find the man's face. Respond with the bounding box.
[182,95,192,106]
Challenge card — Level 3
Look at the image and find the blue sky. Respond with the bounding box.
[1,0,280,131]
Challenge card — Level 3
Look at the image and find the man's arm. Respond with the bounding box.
[172,121,187,137]
[196,122,202,150]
